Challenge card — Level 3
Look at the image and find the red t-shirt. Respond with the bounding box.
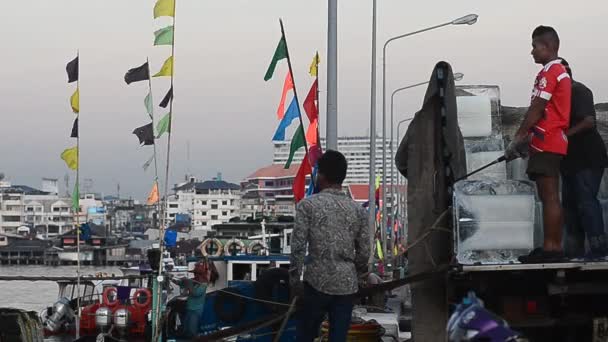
[529,59,572,155]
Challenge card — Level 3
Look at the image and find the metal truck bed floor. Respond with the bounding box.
[457,261,608,272]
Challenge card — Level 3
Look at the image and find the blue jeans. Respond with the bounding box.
[183,309,200,338]
[562,168,608,257]
[296,283,354,342]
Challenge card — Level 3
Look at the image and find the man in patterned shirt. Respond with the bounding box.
[290,150,371,342]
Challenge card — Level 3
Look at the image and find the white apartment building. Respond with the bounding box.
[1,179,75,237]
[273,135,397,185]
[166,178,241,231]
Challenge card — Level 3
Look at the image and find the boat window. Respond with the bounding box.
[232,264,252,280]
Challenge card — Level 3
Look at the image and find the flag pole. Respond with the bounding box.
[146,57,162,225]
[279,19,310,161]
[315,51,321,149]
[154,0,177,339]
[74,49,81,340]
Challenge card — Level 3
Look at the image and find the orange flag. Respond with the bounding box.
[293,153,312,203]
[277,72,293,119]
[306,119,318,146]
[147,181,159,205]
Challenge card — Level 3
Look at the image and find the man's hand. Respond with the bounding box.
[505,133,530,161]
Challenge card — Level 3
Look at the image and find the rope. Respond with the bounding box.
[272,296,298,342]
[182,279,292,308]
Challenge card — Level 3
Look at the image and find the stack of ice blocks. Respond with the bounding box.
[454,86,537,264]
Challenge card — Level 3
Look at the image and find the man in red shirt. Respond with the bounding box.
[506,26,571,263]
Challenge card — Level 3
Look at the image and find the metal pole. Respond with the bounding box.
[326,0,338,150]
[368,0,377,257]
[381,20,452,259]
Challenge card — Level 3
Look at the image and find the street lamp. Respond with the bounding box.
[396,117,414,232]
[389,72,464,231]
[378,14,478,256]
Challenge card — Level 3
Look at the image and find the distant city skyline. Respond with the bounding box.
[2,0,607,199]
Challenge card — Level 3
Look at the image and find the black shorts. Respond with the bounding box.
[526,152,563,180]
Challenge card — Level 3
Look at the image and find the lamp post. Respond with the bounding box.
[389,73,463,231]
[379,14,477,257]
[367,0,378,255]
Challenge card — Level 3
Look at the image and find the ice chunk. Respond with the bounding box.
[457,95,492,138]
[454,180,537,264]
[466,151,507,181]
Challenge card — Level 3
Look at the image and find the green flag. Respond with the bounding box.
[144,92,153,119]
[154,25,174,46]
[156,112,171,138]
[72,183,79,212]
[264,37,287,81]
[285,124,306,169]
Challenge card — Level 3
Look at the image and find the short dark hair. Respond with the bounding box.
[532,25,560,49]
[560,57,572,78]
[318,150,347,185]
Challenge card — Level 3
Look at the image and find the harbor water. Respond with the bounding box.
[0,265,122,312]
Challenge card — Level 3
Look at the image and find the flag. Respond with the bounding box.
[154,25,174,46]
[124,62,149,84]
[264,37,287,81]
[376,239,384,260]
[306,163,318,197]
[375,175,381,204]
[159,86,173,108]
[72,183,79,211]
[156,112,171,138]
[308,143,323,167]
[285,125,305,168]
[309,52,320,77]
[70,118,78,138]
[153,56,173,77]
[66,56,78,83]
[153,0,175,18]
[61,147,78,170]
[144,92,153,118]
[303,79,318,121]
[276,72,293,119]
[293,153,312,203]
[147,181,160,205]
[306,120,319,147]
[142,154,154,171]
[272,98,299,141]
[70,88,79,113]
[133,122,155,146]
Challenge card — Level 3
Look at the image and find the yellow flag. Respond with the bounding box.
[376,239,384,260]
[154,0,175,18]
[147,181,159,205]
[153,56,173,77]
[61,147,78,170]
[70,88,79,113]
[309,53,320,77]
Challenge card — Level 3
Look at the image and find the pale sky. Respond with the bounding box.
[2,0,607,199]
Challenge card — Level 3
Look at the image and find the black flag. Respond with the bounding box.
[133,123,155,146]
[124,62,150,85]
[159,86,173,108]
[70,118,78,138]
[66,56,78,83]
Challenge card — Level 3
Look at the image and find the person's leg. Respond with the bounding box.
[183,310,200,338]
[296,283,330,342]
[573,168,607,256]
[562,173,586,258]
[536,175,563,252]
[327,294,354,342]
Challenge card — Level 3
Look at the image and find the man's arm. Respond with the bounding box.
[354,208,372,278]
[515,97,548,139]
[289,201,312,282]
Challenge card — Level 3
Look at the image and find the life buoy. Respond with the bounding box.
[102,287,119,307]
[200,238,223,257]
[213,287,247,323]
[247,241,267,255]
[224,238,245,256]
[133,288,152,309]
[254,268,290,313]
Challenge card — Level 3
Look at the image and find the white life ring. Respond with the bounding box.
[224,238,245,256]
[200,238,223,257]
[247,241,267,255]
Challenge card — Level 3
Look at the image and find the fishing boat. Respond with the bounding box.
[40,272,153,341]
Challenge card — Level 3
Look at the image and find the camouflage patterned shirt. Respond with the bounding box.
[290,188,371,295]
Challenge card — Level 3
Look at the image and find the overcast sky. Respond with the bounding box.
[2,0,607,199]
